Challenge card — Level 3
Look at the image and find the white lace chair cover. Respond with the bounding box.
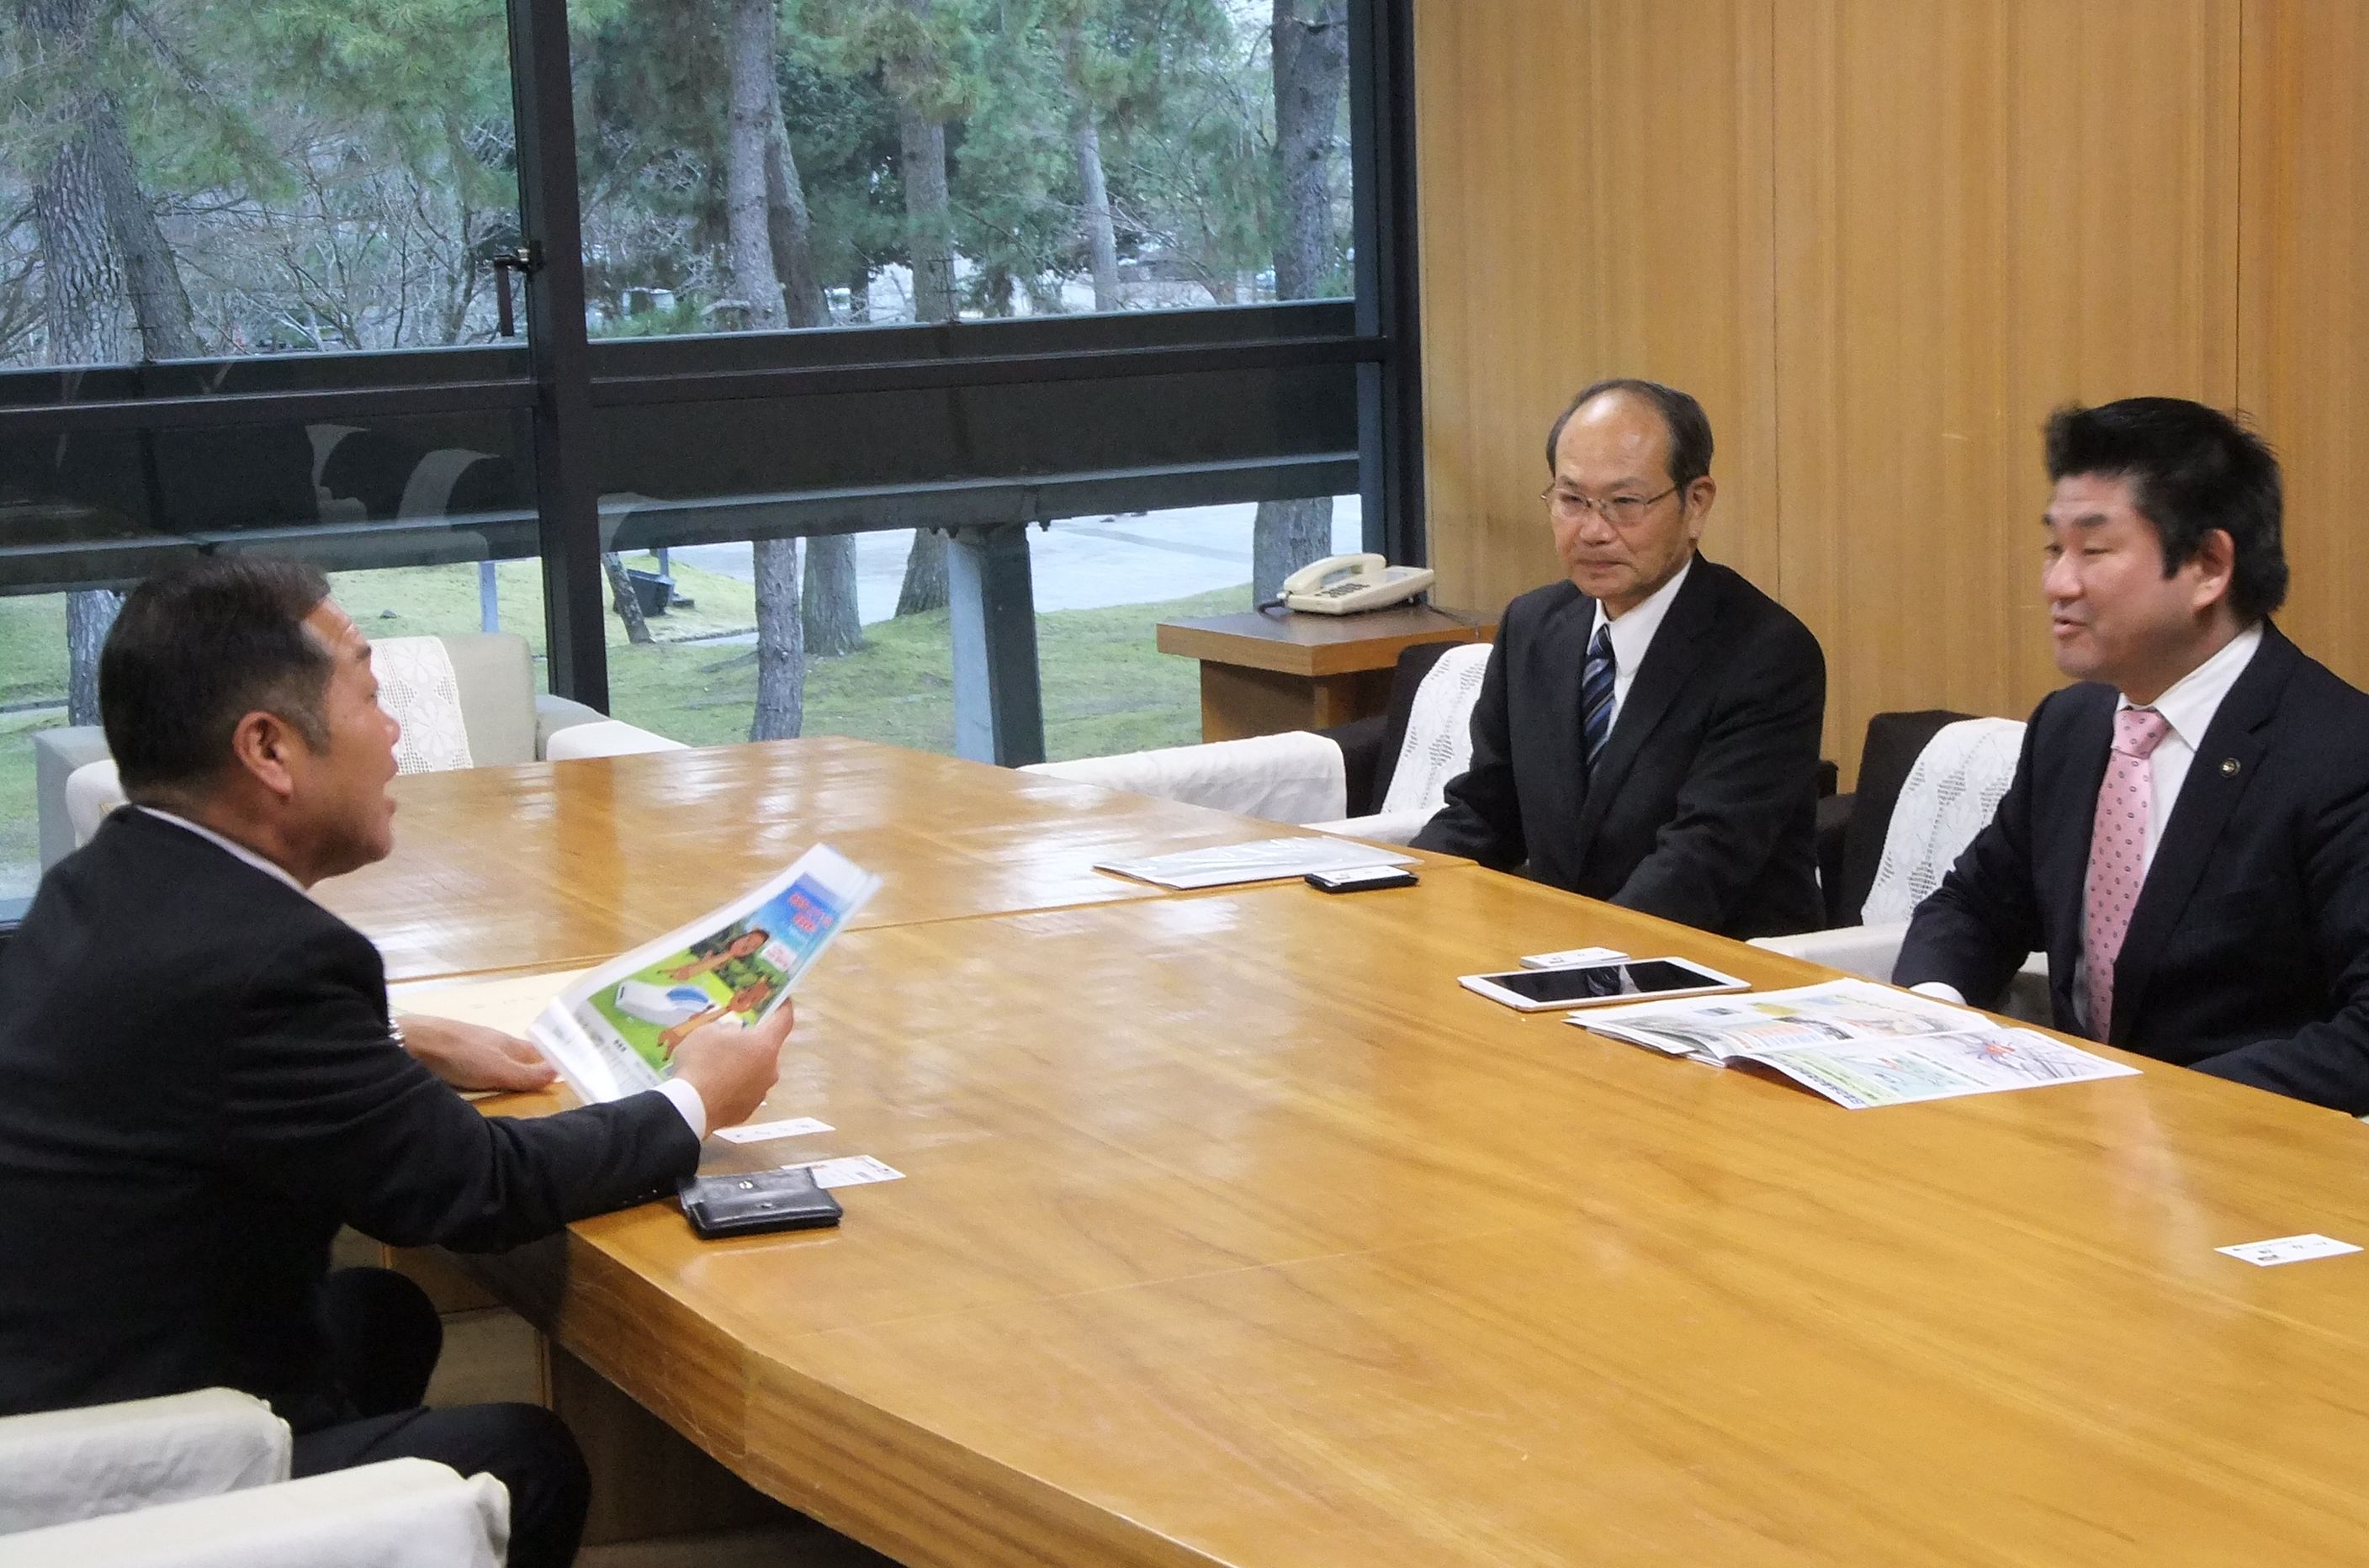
[370,637,475,775]
[1020,730,1347,824]
[1860,717,2027,924]
[1377,643,1493,815]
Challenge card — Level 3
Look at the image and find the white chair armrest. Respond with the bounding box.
[1022,732,1348,824]
[0,1459,508,1568]
[0,1388,289,1534]
[532,692,608,756]
[1748,919,1916,983]
[1305,808,1437,847]
[541,718,688,760]
[64,760,128,850]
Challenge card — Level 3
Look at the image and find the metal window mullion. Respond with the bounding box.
[1348,0,1427,570]
[506,0,607,710]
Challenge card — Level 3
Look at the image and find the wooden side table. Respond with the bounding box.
[1155,603,1494,741]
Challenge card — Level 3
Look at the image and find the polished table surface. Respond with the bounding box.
[409,863,2369,1565]
[319,736,1457,984]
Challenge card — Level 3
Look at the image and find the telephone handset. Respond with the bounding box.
[1278,553,1436,615]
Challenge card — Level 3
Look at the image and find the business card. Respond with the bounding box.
[781,1154,904,1189]
[2216,1233,2362,1267]
[717,1116,833,1145]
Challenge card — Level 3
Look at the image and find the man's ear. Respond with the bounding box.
[2188,527,2237,611]
[1683,475,1716,539]
[227,710,303,803]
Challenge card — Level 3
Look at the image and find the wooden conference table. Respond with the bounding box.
[361,740,2369,1565]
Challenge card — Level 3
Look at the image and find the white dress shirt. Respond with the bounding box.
[1588,554,1694,725]
[135,808,708,1136]
[1910,622,2264,1013]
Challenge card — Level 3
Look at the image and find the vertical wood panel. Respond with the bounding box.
[1414,0,1778,621]
[2239,0,2369,689]
[1773,0,2240,766]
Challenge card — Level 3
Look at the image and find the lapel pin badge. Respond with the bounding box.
[2220,758,2240,776]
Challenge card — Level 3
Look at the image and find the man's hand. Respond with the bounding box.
[667,1003,793,1131]
[396,1013,558,1094]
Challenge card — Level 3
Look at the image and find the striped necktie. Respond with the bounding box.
[1581,623,1616,770]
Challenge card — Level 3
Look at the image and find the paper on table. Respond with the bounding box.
[1738,1029,2140,1110]
[716,1116,833,1145]
[780,1155,904,1189]
[2218,1233,2363,1267]
[1094,834,1415,891]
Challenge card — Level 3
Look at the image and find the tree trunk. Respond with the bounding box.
[1252,497,1334,604]
[65,588,121,726]
[750,537,805,740]
[803,532,864,655]
[91,114,200,359]
[1063,25,1121,314]
[1251,0,1349,604]
[762,54,863,654]
[893,81,956,614]
[726,0,788,331]
[603,551,653,644]
[1269,0,1349,300]
[729,0,803,735]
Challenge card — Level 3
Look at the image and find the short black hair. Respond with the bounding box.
[2044,397,2287,622]
[1545,378,1714,489]
[100,556,335,796]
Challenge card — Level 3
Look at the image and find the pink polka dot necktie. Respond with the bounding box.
[2083,706,2171,1041]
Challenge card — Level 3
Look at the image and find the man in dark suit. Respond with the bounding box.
[0,558,788,1567]
[1895,397,2369,1114]
[1412,378,1826,938]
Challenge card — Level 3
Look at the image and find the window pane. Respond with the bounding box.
[2,0,524,371]
[1034,497,1363,760]
[0,410,553,896]
[572,1,1355,336]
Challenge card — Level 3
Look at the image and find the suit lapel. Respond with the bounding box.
[2040,691,2115,980]
[1572,559,1720,851]
[1540,589,1596,819]
[2107,624,2293,1043]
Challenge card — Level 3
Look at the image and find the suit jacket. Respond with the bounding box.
[1895,622,2369,1113]
[1412,558,1826,938]
[0,810,702,1431]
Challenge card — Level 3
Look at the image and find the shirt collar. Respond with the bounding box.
[1589,554,1694,669]
[136,807,310,897]
[2117,621,2264,750]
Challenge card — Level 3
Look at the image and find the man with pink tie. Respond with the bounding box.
[1894,397,2369,1113]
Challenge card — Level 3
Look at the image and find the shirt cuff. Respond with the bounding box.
[1908,980,1968,1006]
[656,1078,708,1140]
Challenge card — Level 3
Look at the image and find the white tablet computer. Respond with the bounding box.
[1457,956,1750,1014]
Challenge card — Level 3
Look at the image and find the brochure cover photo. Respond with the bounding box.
[530,844,880,1104]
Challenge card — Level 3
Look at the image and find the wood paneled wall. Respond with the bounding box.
[1415,0,2366,774]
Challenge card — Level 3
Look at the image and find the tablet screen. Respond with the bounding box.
[1481,959,1734,1005]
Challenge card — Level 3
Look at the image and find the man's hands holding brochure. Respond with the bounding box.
[667,1002,794,1131]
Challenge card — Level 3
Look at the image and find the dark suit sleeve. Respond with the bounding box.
[1891,703,2050,1008]
[2189,770,2369,1114]
[1410,607,1526,870]
[225,926,702,1251]
[1607,614,1825,933]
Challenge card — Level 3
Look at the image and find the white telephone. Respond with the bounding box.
[1279,553,1436,615]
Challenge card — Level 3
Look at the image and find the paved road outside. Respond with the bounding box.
[669,498,1365,626]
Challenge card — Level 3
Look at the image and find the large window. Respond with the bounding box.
[0,0,1421,915]
[573,1,1354,336]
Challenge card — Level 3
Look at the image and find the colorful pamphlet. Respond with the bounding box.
[528,844,880,1104]
[1572,978,2139,1110]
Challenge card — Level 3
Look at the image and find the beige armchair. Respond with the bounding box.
[34,631,679,867]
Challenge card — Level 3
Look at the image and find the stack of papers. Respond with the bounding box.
[1573,978,2138,1110]
[1095,835,1415,891]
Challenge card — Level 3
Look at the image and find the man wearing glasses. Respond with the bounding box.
[1413,378,1826,938]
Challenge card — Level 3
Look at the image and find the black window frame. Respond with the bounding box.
[0,0,1423,923]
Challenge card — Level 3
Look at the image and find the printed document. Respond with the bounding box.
[1573,978,2138,1110]
[529,844,879,1104]
[1095,834,1413,890]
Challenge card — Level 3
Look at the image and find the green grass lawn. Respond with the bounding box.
[0,560,1241,898]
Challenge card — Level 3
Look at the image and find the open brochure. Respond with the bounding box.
[529,844,881,1104]
[1571,978,2138,1110]
[1095,834,1414,891]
